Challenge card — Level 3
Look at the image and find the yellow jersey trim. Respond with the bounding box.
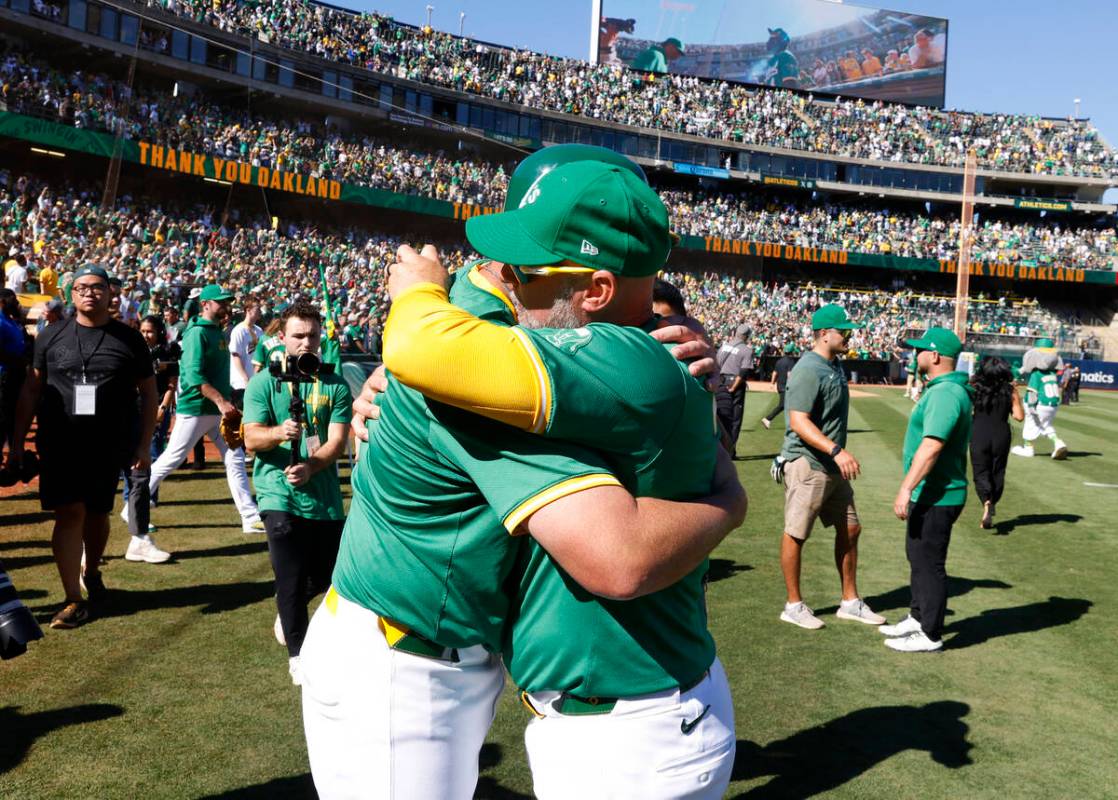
[503,473,622,535]
[509,326,552,434]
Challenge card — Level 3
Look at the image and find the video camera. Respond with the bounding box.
[269,352,335,466]
[0,559,43,660]
[603,16,637,34]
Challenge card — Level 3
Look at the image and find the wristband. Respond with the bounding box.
[829,444,842,458]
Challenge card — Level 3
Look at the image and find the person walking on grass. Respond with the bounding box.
[777,304,885,631]
[969,356,1024,530]
[884,327,973,653]
[7,265,157,629]
[762,342,798,430]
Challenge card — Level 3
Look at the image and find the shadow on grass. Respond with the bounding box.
[944,596,1091,650]
[736,453,779,462]
[994,513,1083,536]
[0,539,50,551]
[1067,451,1103,458]
[731,701,971,798]
[0,553,55,571]
[816,576,1011,616]
[0,512,53,528]
[154,497,242,507]
[1,703,124,775]
[31,581,275,622]
[707,559,753,584]
[171,541,269,560]
[198,774,318,799]
[476,743,532,800]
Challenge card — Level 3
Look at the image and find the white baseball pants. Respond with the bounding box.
[148,414,257,521]
[523,657,736,799]
[300,589,504,800]
[1023,405,1059,441]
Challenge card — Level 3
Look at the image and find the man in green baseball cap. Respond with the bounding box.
[883,326,973,652]
[630,36,685,73]
[777,303,885,631]
[315,157,743,796]
[504,144,647,213]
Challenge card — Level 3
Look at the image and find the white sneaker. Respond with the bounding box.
[780,602,825,630]
[836,598,886,625]
[884,630,943,652]
[880,615,923,637]
[761,418,771,430]
[125,535,171,564]
[274,614,286,646]
[242,517,265,534]
[1011,445,1034,458]
[289,656,303,686]
[1051,441,1068,460]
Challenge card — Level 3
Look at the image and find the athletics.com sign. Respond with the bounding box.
[1067,359,1118,389]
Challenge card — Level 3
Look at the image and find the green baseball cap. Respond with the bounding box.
[905,327,963,359]
[72,264,110,284]
[466,160,671,278]
[811,304,862,330]
[199,284,235,302]
[505,144,647,211]
[1034,337,1055,348]
[664,37,685,53]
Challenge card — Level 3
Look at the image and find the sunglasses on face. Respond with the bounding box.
[510,265,596,285]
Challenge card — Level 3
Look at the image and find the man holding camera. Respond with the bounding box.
[243,302,352,685]
[7,265,157,629]
[148,285,261,543]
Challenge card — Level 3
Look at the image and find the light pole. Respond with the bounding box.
[1074,98,1081,119]
[425,4,433,28]
[459,11,466,37]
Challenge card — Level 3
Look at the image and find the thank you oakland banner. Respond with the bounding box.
[1,111,1114,286]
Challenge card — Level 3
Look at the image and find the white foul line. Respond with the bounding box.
[1083,482,1118,488]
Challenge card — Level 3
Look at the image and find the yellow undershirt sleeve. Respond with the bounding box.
[383,282,551,432]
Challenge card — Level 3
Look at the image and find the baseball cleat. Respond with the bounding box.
[1051,441,1068,460]
[1010,445,1034,458]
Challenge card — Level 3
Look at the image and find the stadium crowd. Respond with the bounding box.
[134,0,1118,178]
[2,51,1115,273]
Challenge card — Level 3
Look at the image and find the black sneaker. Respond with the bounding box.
[50,600,91,630]
[81,570,108,602]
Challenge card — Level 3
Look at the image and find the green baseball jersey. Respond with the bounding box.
[331,272,618,652]
[252,334,285,369]
[1027,370,1061,407]
[176,317,230,416]
[902,371,973,507]
[631,44,669,73]
[506,322,719,698]
[781,351,850,473]
[242,369,353,520]
[768,50,799,85]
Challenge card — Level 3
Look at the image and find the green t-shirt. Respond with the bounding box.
[252,334,285,370]
[1027,370,1061,407]
[781,351,850,473]
[242,369,353,520]
[331,267,615,653]
[507,322,719,698]
[631,44,669,73]
[902,371,973,507]
[177,317,230,416]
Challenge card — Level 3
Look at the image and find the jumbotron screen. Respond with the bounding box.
[593,0,948,107]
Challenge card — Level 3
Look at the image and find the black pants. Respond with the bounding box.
[123,465,151,536]
[715,376,746,455]
[764,390,786,423]
[263,511,343,657]
[969,420,1010,505]
[905,503,963,642]
[193,439,206,467]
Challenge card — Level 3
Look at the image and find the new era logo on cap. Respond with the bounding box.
[580,240,599,256]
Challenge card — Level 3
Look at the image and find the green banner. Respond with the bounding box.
[1014,198,1073,213]
[1,111,1112,286]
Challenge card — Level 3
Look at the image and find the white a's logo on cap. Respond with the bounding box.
[580,240,599,256]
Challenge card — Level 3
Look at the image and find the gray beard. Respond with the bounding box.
[516,282,585,331]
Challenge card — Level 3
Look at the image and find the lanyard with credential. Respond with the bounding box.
[73,322,108,385]
[73,322,108,416]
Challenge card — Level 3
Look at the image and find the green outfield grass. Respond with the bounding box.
[3,389,1117,799]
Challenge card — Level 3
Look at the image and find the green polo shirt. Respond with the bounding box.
[902,371,973,507]
[331,268,618,653]
[781,351,850,473]
[1027,369,1061,407]
[243,369,352,520]
[177,317,231,416]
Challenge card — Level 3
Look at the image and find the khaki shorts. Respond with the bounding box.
[782,457,860,541]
